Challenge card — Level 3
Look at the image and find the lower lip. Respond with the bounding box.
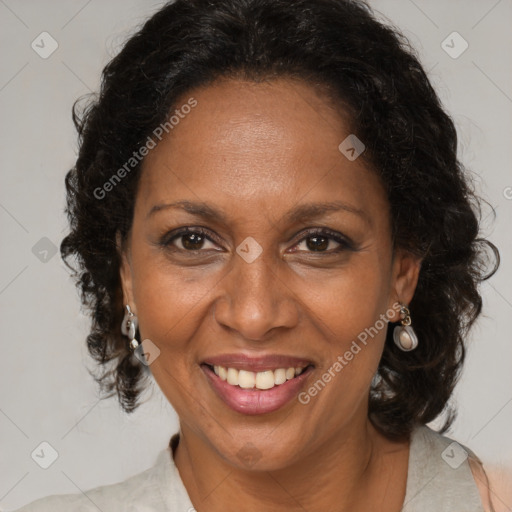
[201,364,314,415]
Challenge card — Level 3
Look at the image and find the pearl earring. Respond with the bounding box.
[393,304,418,351]
[121,305,139,351]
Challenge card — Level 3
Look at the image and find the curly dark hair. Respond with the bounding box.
[61,0,499,440]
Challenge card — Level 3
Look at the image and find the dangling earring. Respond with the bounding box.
[121,305,139,351]
[393,304,418,351]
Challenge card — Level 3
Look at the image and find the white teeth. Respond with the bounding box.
[273,368,287,385]
[209,364,309,390]
[238,370,255,389]
[227,367,239,386]
[255,370,275,390]
[214,365,228,382]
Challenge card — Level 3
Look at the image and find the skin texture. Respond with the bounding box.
[119,78,423,511]
[469,458,510,511]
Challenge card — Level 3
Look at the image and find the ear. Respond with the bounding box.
[388,248,422,321]
[117,231,135,311]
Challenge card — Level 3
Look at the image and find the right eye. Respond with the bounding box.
[161,227,221,252]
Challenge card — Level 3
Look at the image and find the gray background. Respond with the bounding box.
[0,0,511,509]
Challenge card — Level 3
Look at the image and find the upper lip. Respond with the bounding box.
[202,353,315,372]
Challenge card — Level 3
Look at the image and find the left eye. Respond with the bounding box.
[291,230,348,253]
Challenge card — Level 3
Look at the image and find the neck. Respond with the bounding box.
[173,415,407,512]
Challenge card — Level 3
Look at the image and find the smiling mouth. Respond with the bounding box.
[202,363,314,391]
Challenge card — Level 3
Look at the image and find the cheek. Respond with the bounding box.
[292,261,392,434]
[128,251,219,416]
[129,245,221,360]
[301,253,392,394]
[306,254,391,340]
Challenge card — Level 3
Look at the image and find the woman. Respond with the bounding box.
[14,0,501,510]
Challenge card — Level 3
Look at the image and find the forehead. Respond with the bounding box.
[136,78,388,225]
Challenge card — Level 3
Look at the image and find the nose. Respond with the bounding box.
[212,253,299,341]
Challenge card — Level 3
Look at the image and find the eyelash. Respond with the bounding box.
[160,227,355,254]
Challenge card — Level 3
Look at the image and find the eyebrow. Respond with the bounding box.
[147,199,370,225]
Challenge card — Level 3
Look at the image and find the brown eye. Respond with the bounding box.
[304,235,330,252]
[162,228,219,252]
[180,232,206,250]
[292,229,352,253]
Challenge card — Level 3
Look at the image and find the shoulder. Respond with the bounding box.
[468,457,494,512]
[9,492,92,512]
[421,426,512,512]
[404,424,490,511]
[10,449,173,512]
[469,459,512,512]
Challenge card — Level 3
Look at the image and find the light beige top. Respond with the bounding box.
[401,425,485,511]
[12,424,485,511]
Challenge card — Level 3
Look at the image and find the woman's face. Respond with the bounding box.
[120,78,420,470]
